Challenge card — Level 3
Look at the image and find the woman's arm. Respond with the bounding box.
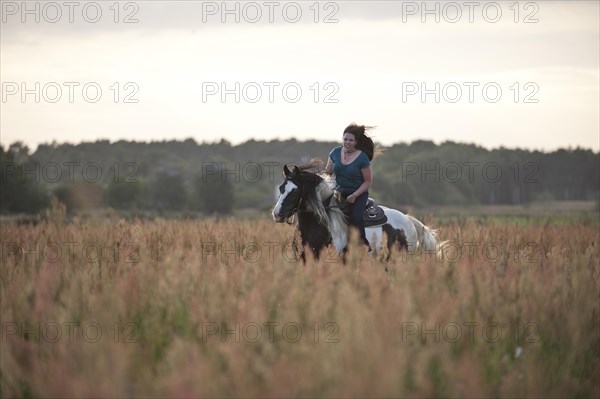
[325,157,334,175]
[346,166,372,203]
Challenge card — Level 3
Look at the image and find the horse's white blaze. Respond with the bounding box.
[272,181,297,218]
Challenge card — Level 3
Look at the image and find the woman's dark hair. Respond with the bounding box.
[343,123,381,161]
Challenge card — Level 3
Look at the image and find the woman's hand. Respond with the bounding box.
[346,193,357,203]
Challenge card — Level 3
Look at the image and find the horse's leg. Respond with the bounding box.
[384,226,394,262]
[365,227,383,255]
[295,234,307,265]
[382,224,409,261]
[313,246,320,261]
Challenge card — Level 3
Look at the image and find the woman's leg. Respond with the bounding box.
[349,192,370,247]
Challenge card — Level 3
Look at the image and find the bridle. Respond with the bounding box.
[283,177,302,224]
[281,177,341,224]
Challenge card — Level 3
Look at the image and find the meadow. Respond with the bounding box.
[1,202,599,398]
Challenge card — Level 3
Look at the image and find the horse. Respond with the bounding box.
[271,163,442,262]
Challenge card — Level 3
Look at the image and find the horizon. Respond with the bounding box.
[2,1,599,152]
[5,135,599,156]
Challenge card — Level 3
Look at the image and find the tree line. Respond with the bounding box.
[1,139,598,214]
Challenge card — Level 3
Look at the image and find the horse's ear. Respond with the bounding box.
[283,165,291,177]
[293,165,300,175]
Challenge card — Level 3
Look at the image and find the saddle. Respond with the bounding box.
[334,192,388,227]
[363,198,388,227]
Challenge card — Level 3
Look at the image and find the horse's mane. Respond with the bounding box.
[295,158,348,252]
[296,158,324,173]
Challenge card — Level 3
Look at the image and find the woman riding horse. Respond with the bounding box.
[325,123,378,250]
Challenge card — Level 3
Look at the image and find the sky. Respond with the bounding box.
[1,0,599,152]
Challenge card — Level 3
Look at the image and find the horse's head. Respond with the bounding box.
[272,165,303,223]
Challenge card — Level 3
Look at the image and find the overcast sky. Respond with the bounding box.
[1,0,598,152]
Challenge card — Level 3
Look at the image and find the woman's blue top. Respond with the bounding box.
[329,146,370,195]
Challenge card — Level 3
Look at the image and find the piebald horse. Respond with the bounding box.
[272,163,441,261]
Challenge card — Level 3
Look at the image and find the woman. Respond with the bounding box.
[325,123,377,248]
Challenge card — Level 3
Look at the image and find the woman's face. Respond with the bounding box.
[343,133,357,151]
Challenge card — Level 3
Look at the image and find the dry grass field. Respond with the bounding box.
[1,202,599,398]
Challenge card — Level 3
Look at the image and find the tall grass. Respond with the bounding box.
[1,212,598,398]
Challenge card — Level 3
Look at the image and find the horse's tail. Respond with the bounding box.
[407,215,447,258]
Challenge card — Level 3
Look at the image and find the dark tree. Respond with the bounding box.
[151,169,187,210]
[195,167,234,214]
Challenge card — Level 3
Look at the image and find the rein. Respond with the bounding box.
[284,178,343,224]
[323,193,343,211]
[297,192,341,214]
[325,193,348,211]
